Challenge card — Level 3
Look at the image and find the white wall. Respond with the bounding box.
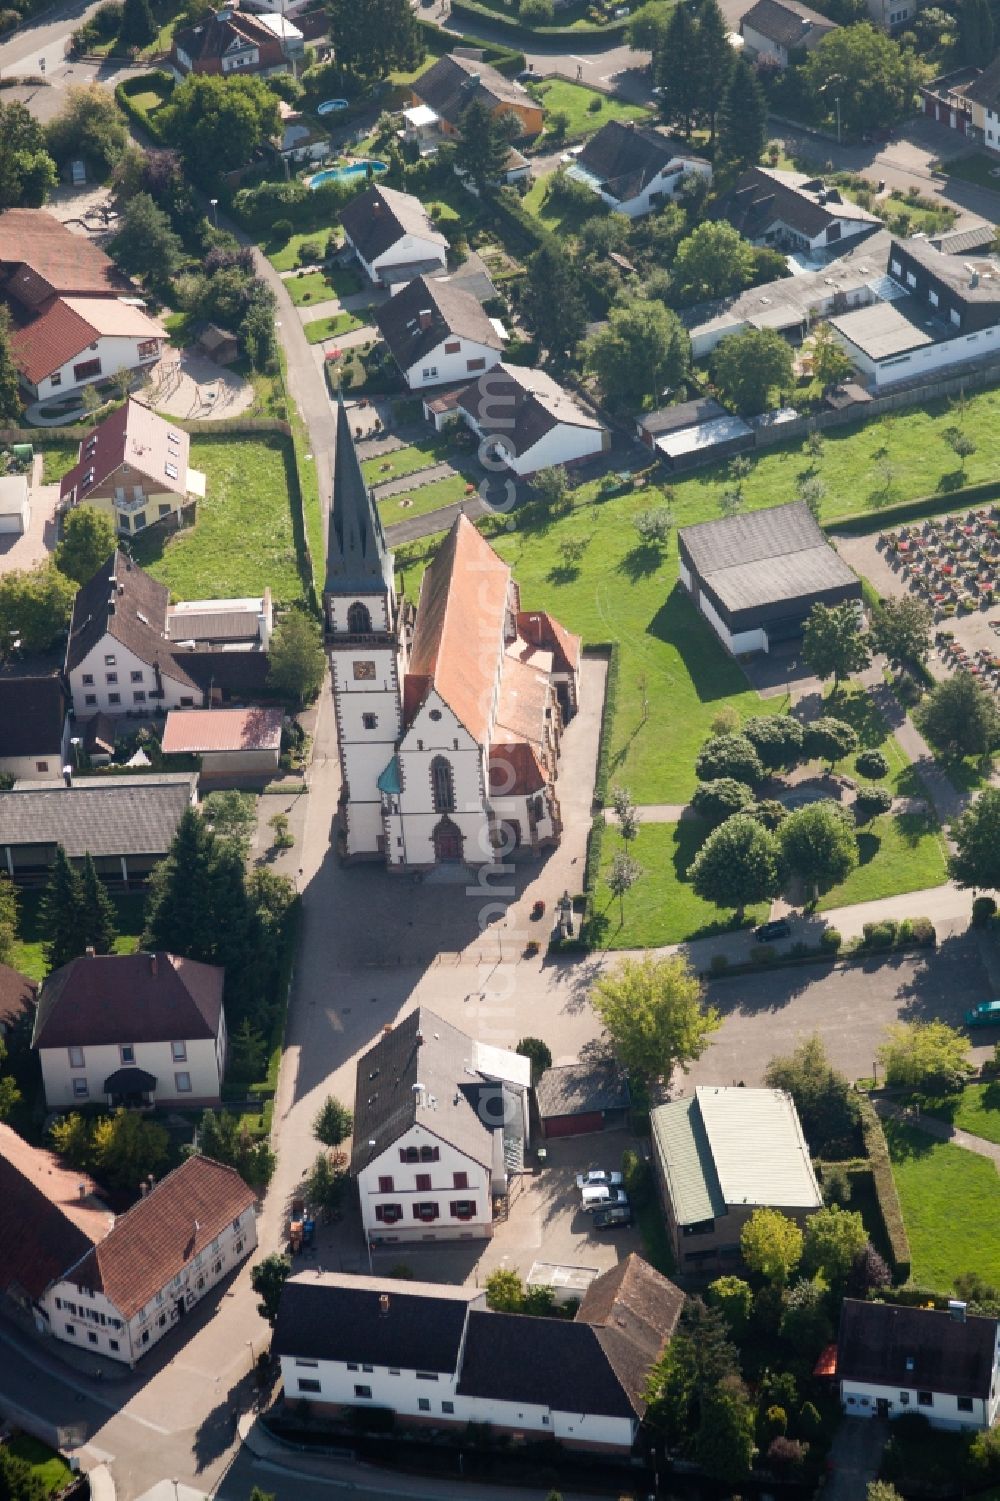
[835,321,1000,388]
[328,585,403,860]
[488,421,606,477]
[603,158,712,218]
[402,337,503,391]
[698,591,767,655]
[364,232,447,284]
[842,1379,991,1431]
[68,631,197,717]
[39,1033,224,1111]
[0,751,64,781]
[394,689,493,867]
[32,334,162,401]
[359,1120,493,1242]
[741,23,788,65]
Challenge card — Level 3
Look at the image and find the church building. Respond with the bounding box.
[324,396,580,869]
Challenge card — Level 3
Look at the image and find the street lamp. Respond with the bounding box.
[834,96,842,147]
[70,735,82,769]
[209,198,218,228]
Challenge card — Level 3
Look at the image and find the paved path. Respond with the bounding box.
[825,1419,887,1501]
[859,661,965,828]
[603,802,690,823]
[371,460,456,499]
[295,296,344,325]
[874,1097,1000,1167]
[385,494,490,545]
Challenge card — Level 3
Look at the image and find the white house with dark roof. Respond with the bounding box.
[339,184,448,288]
[273,1254,682,1452]
[374,274,506,391]
[568,120,711,218]
[32,950,227,1110]
[651,1086,822,1271]
[59,400,205,538]
[438,362,608,476]
[39,1154,257,1365]
[0,676,69,781]
[717,167,881,255]
[740,0,837,65]
[352,1007,530,1243]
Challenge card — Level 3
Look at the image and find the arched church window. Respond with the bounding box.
[430,756,455,814]
[348,601,372,634]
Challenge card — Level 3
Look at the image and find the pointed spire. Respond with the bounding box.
[325,389,392,596]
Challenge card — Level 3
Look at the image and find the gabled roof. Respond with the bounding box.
[9,298,104,385]
[161,706,283,755]
[514,609,581,674]
[640,397,729,437]
[741,0,836,50]
[0,1122,108,1301]
[0,963,35,1032]
[457,361,602,458]
[717,167,880,242]
[405,517,510,746]
[412,52,537,129]
[0,675,66,758]
[0,209,123,302]
[837,1299,999,1399]
[64,1155,256,1319]
[273,1272,482,1370]
[60,400,190,503]
[33,951,224,1050]
[375,274,504,373]
[339,183,447,266]
[65,551,199,690]
[535,1059,631,1120]
[678,501,859,614]
[962,54,1000,109]
[325,392,393,597]
[575,119,707,204]
[488,740,547,796]
[457,1309,635,1418]
[576,1254,685,1414]
[0,774,196,858]
[173,3,287,66]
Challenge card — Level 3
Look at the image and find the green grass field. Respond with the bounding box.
[38,440,80,484]
[133,435,306,605]
[362,439,453,485]
[885,1121,1000,1289]
[522,171,606,237]
[266,228,343,274]
[304,311,366,345]
[4,1434,74,1498]
[815,809,949,911]
[283,264,365,306]
[533,79,653,141]
[378,474,471,522]
[11,891,145,983]
[921,1083,1000,1145]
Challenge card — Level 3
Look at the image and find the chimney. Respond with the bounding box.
[371,200,382,217]
[117,583,124,597]
[140,1181,148,1196]
[150,953,158,977]
[416,1030,424,1045]
[625,119,635,130]
[949,1300,968,1323]
[418,309,432,331]
[379,1294,390,1316]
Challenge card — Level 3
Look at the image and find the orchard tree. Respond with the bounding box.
[779,800,857,899]
[712,327,794,413]
[586,297,689,409]
[251,1253,291,1326]
[313,1095,353,1148]
[919,671,1000,759]
[632,505,675,552]
[695,732,764,786]
[673,221,756,304]
[950,788,1000,891]
[55,506,116,586]
[805,715,859,768]
[268,610,325,705]
[878,1019,972,1094]
[803,1204,868,1282]
[689,813,783,922]
[589,953,719,1087]
[716,55,767,172]
[943,423,977,473]
[108,192,183,283]
[870,594,933,672]
[741,1207,803,1285]
[803,602,871,688]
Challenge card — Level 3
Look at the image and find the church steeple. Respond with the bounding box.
[325,390,393,598]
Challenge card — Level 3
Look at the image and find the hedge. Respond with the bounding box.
[115,70,172,145]
[590,640,619,811]
[830,477,1000,536]
[449,0,630,43]
[479,187,552,262]
[414,15,525,73]
[858,1095,912,1282]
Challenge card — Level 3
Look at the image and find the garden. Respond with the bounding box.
[884,1120,1000,1289]
[527,78,654,142]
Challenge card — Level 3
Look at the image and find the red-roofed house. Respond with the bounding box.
[170,2,302,77]
[39,1154,257,1365]
[161,706,283,778]
[60,400,205,538]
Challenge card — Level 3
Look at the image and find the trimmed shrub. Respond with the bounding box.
[691,776,755,827]
[972,895,997,928]
[910,916,936,948]
[854,783,893,820]
[863,919,897,950]
[856,748,889,778]
[709,953,730,976]
[750,943,775,966]
[858,1096,911,1281]
[820,927,842,953]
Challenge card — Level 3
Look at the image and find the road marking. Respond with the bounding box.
[569,54,593,64]
[122,1411,171,1435]
[78,1445,116,1464]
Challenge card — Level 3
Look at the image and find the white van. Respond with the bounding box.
[581,1185,627,1213]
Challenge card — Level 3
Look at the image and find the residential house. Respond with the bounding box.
[59,400,206,538]
[740,0,837,65]
[39,1154,257,1365]
[438,362,609,476]
[638,398,753,474]
[0,771,197,883]
[0,1122,108,1317]
[273,1253,683,1451]
[352,1007,530,1244]
[160,706,284,779]
[33,950,227,1111]
[326,397,580,864]
[677,501,861,656]
[0,965,35,1041]
[920,67,980,141]
[651,1085,823,1271]
[170,2,302,78]
[829,235,1000,387]
[962,57,1000,150]
[864,0,926,30]
[409,53,543,140]
[0,208,165,401]
[0,474,29,535]
[568,120,711,218]
[716,167,881,255]
[0,676,69,780]
[339,184,449,289]
[374,275,505,391]
[65,551,272,719]
[838,1298,1000,1430]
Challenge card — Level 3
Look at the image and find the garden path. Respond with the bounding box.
[873,1098,1000,1169]
[859,664,966,828]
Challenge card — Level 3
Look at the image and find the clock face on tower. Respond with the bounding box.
[353,660,376,681]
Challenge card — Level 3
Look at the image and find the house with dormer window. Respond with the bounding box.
[59,399,205,537]
[170,2,301,78]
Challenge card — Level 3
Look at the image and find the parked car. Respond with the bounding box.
[755,918,790,943]
[581,1186,629,1213]
[965,1000,1000,1028]
[593,1203,634,1231]
[575,1169,624,1190]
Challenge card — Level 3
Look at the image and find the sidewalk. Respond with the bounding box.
[873,1096,1000,1167]
[860,663,965,829]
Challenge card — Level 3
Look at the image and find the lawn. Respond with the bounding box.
[920,1083,1000,1145]
[266,228,343,274]
[378,474,471,522]
[531,79,653,142]
[522,171,606,238]
[11,890,146,983]
[593,819,769,949]
[4,1434,74,1498]
[885,1121,1000,1289]
[283,265,365,306]
[38,440,80,484]
[133,434,307,605]
[304,310,366,345]
[362,439,453,485]
[935,151,1000,190]
[815,809,949,911]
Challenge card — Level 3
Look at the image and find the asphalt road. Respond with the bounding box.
[0,0,102,75]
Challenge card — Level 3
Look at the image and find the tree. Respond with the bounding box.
[143,808,225,960]
[654,2,700,136]
[516,1037,552,1083]
[628,0,673,50]
[484,1268,525,1312]
[711,326,794,413]
[950,788,1000,891]
[0,875,17,967]
[50,1111,95,1170]
[691,777,756,827]
[716,55,767,172]
[46,85,127,179]
[268,610,325,705]
[695,732,764,786]
[958,0,994,64]
[193,1107,276,1188]
[879,1019,972,1094]
[91,1108,169,1191]
[251,1252,291,1326]
[313,1095,353,1147]
[0,1039,20,1123]
[532,465,570,512]
[800,474,827,521]
[742,714,804,771]
[0,562,76,655]
[870,594,933,673]
[522,241,586,363]
[326,0,421,79]
[803,1204,868,1282]
[780,1276,832,1356]
[81,853,118,955]
[632,506,675,552]
[586,297,689,408]
[942,422,977,473]
[804,24,922,137]
[0,1444,48,1501]
[741,1207,803,1285]
[606,849,643,926]
[108,192,183,284]
[693,0,733,140]
[0,101,57,210]
[804,715,859,769]
[227,1017,267,1081]
[306,1148,348,1213]
[673,221,756,305]
[706,1275,753,1338]
[689,813,783,922]
[454,97,510,191]
[868,1485,905,1501]
[590,952,719,1087]
[612,786,640,842]
[645,1299,740,1443]
[39,846,87,972]
[120,0,156,46]
[695,1374,755,1485]
[0,308,21,423]
[779,801,857,899]
[764,1034,859,1156]
[55,506,117,586]
[849,1242,891,1297]
[202,789,258,855]
[811,322,853,388]
[919,671,1000,760]
[162,74,282,187]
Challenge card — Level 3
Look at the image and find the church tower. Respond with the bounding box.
[325,394,403,860]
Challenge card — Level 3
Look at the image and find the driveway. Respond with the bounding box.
[826,1418,887,1501]
[0,456,59,575]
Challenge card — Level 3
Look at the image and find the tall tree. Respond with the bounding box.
[0,875,17,966]
[108,192,183,284]
[950,787,1000,891]
[45,85,127,179]
[711,326,794,413]
[959,0,994,64]
[716,55,767,172]
[454,98,510,191]
[804,24,922,136]
[120,0,157,46]
[91,1109,169,1191]
[327,0,421,80]
[870,594,933,673]
[779,801,857,899]
[589,953,719,1087]
[0,562,76,653]
[689,813,783,922]
[878,1019,971,1094]
[81,854,118,955]
[741,1206,803,1285]
[313,1095,354,1147]
[919,671,1000,759]
[251,1252,291,1326]
[695,1374,755,1485]
[55,506,117,586]
[521,241,586,364]
[0,307,22,423]
[654,3,700,137]
[764,1034,859,1155]
[586,296,689,409]
[0,100,57,210]
[810,322,853,388]
[162,74,282,187]
[40,846,87,972]
[803,1204,868,1282]
[673,221,756,304]
[267,610,325,705]
[803,601,871,687]
[693,0,734,141]
[142,808,225,961]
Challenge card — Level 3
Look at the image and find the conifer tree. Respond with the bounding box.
[81,853,118,955]
[717,56,767,174]
[654,4,700,137]
[142,808,220,961]
[694,0,734,141]
[40,845,87,972]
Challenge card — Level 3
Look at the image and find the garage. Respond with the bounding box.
[535,1061,631,1139]
[0,475,30,536]
[161,706,284,783]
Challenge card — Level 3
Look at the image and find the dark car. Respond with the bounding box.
[593,1203,633,1230]
[755,918,790,943]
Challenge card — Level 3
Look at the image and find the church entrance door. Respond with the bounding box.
[433,817,463,862]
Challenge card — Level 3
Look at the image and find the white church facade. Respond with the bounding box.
[324,396,580,869]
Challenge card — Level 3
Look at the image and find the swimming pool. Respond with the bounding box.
[310,159,388,188]
[316,99,349,116]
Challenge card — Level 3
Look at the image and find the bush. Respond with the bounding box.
[587,93,603,112]
[972,895,997,928]
[910,916,936,947]
[858,1096,911,1280]
[820,927,842,953]
[709,953,730,976]
[273,218,293,242]
[691,777,755,827]
[856,748,889,778]
[621,1147,652,1207]
[863,919,897,949]
[750,943,775,966]
[854,783,893,820]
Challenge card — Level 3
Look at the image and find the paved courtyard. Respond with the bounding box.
[0,454,59,574]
